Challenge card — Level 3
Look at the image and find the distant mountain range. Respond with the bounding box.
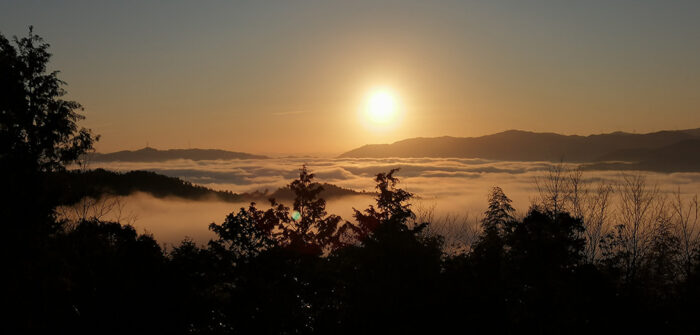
[90,147,267,162]
[340,128,700,172]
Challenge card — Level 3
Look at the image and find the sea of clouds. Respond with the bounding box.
[84,157,700,246]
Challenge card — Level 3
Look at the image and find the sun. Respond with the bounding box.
[358,86,403,133]
[366,90,396,124]
[364,88,399,126]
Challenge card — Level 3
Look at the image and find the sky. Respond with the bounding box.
[2,0,699,155]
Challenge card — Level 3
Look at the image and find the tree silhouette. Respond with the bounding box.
[471,187,516,286]
[464,187,517,332]
[283,165,344,254]
[350,168,420,242]
[328,169,444,334]
[504,209,588,332]
[209,200,286,261]
[0,27,97,173]
[1,27,98,233]
[2,28,100,333]
[203,166,356,333]
[482,186,516,234]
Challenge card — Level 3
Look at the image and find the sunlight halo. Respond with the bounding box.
[361,87,402,132]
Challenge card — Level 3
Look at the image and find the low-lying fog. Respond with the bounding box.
[71,157,700,247]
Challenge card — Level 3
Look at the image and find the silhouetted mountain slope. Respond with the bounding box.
[53,169,242,205]
[585,139,700,172]
[90,147,267,162]
[340,128,700,164]
[54,169,366,205]
[681,128,700,138]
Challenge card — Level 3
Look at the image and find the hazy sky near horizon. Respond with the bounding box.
[2,0,699,154]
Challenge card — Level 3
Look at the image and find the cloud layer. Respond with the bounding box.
[85,158,700,245]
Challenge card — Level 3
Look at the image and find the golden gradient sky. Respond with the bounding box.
[2,1,699,154]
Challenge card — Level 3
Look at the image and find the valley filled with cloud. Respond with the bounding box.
[82,157,700,245]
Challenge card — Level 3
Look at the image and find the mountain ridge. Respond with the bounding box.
[340,128,700,166]
[89,147,267,162]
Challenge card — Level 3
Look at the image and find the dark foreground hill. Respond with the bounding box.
[54,169,365,205]
[90,147,267,162]
[340,128,700,169]
[53,169,241,205]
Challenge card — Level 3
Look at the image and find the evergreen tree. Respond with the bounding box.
[482,186,515,236]
[0,27,97,173]
[471,187,515,279]
[285,165,344,253]
[1,27,98,231]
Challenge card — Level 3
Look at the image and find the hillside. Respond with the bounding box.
[54,169,366,205]
[53,169,242,205]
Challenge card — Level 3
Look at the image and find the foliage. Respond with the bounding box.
[482,186,516,235]
[283,165,345,253]
[1,28,99,238]
[209,200,286,261]
[351,168,424,241]
[0,27,96,172]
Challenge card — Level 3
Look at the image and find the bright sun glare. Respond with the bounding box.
[365,89,398,126]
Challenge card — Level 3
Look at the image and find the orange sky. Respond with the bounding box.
[2,1,699,154]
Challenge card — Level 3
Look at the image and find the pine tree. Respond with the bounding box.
[481,186,515,236]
